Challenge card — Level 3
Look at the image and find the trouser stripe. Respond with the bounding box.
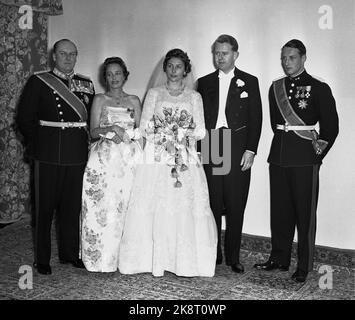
[307,164,319,271]
[34,161,40,264]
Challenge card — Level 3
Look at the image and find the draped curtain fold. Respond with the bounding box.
[0,0,62,223]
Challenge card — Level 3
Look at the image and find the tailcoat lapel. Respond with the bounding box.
[206,70,219,126]
[226,68,241,113]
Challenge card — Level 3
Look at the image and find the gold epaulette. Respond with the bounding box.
[75,73,92,81]
[310,74,325,83]
[34,69,50,75]
[272,75,286,82]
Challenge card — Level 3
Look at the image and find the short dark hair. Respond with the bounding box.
[103,56,130,80]
[53,39,77,54]
[163,49,192,75]
[282,39,306,56]
[212,34,239,52]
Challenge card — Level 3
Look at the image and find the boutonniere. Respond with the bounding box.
[236,79,245,88]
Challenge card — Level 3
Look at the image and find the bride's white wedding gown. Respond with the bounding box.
[118,86,217,277]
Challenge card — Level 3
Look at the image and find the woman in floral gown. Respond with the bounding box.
[81,57,142,272]
[118,49,217,277]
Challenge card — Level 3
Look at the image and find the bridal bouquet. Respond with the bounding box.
[147,107,196,188]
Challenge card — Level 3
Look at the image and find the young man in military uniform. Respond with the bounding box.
[18,39,95,275]
[254,39,339,282]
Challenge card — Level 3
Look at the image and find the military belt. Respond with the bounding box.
[39,120,87,128]
[276,124,315,132]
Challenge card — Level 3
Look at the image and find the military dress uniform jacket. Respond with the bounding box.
[267,71,339,167]
[197,68,262,154]
[18,70,95,165]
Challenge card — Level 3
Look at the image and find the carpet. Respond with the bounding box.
[1,215,354,301]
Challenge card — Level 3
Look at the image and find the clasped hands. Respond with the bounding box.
[111,125,130,144]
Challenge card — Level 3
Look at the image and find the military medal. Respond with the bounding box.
[301,87,306,98]
[72,79,94,94]
[296,86,311,99]
[295,87,300,98]
[83,94,89,104]
[298,99,308,109]
[305,85,311,98]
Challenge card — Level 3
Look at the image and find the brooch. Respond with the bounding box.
[127,108,135,118]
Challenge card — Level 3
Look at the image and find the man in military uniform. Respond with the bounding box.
[254,39,339,282]
[18,39,95,275]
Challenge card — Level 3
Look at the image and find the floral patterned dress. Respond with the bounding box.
[81,105,142,272]
[118,86,217,277]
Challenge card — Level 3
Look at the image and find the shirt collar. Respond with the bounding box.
[218,68,235,79]
[53,68,75,80]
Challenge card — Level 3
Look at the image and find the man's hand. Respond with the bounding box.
[240,151,255,171]
[312,139,328,155]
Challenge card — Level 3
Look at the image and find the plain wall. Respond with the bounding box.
[48,0,355,249]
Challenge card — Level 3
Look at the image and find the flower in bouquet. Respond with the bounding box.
[148,107,196,187]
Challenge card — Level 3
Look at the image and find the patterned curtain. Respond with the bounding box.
[0,0,63,223]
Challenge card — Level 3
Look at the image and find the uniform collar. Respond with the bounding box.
[288,69,306,82]
[53,68,75,80]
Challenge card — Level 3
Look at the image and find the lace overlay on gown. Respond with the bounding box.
[118,86,217,277]
[81,105,142,272]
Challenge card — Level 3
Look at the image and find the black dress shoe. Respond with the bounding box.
[60,259,85,269]
[231,263,244,273]
[33,262,52,275]
[291,269,308,283]
[253,260,289,271]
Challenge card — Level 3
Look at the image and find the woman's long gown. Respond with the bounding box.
[118,86,217,277]
[81,104,142,272]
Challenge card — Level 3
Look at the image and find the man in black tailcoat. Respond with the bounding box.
[254,39,339,282]
[197,34,262,273]
[17,39,95,275]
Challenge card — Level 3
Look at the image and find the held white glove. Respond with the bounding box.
[126,128,142,140]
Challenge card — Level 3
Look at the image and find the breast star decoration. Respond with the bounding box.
[298,99,308,109]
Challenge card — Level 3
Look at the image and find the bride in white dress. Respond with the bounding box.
[81,57,142,272]
[118,49,217,277]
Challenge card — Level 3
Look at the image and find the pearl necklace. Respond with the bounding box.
[106,92,126,106]
[165,84,185,96]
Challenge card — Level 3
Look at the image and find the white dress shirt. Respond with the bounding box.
[215,68,255,156]
[215,69,235,129]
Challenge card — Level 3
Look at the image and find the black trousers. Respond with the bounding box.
[34,161,86,265]
[203,128,251,265]
[269,164,320,272]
